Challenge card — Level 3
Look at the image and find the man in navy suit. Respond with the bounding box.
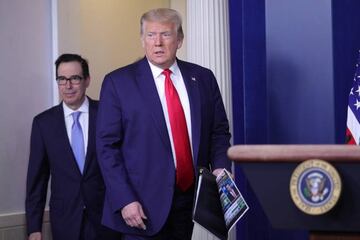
[96,8,231,240]
[26,54,121,240]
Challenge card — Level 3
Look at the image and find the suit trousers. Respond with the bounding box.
[122,186,195,240]
[80,209,122,240]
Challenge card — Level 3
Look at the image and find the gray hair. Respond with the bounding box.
[140,8,184,40]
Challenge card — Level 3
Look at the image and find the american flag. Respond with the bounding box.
[346,51,360,144]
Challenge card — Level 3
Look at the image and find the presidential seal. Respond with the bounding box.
[289,159,342,215]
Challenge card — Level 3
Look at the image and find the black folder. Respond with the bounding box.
[193,168,228,240]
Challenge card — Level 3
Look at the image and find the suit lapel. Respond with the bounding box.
[54,103,82,174]
[134,58,202,164]
[135,58,172,149]
[83,98,96,175]
[178,60,201,166]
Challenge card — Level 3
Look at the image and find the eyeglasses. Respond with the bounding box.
[56,75,84,85]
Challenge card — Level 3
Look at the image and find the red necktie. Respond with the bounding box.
[163,69,194,191]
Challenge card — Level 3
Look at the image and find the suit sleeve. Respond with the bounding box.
[25,118,50,235]
[208,70,232,171]
[96,74,138,213]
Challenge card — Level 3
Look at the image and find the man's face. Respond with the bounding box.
[141,21,183,69]
[57,61,89,110]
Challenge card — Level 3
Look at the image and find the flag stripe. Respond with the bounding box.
[346,106,359,144]
[346,50,360,145]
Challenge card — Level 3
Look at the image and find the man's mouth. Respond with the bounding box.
[154,50,165,55]
[64,91,76,96]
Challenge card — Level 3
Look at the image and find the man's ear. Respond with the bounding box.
[141,36,145,48]
[85,77,91,88]
[177,38,183,49]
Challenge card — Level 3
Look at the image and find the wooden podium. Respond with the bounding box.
[228,145,360,240]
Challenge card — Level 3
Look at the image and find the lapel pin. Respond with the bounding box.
[191,77,196,81]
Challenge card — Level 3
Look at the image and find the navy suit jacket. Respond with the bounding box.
[96,57,231,236]
[26,98,106,240]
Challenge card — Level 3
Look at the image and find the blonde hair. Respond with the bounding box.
[140,8,184,40]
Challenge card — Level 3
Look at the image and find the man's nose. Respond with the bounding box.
[65,80,72,88]
[154,35,163,46]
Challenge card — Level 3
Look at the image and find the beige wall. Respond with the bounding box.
[170,0,187,60]
[0,1,188,239]
[58,0,171,99]
[0,0,53,215]
[0,0,53,238]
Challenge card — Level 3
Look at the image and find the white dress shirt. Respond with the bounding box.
[148,60,193,167]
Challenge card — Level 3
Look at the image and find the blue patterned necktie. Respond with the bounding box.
[71,111,85,173]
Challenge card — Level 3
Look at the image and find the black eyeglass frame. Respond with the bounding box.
[56,75,84,85]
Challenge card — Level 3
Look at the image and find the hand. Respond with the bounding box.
[29,232,42,240]
[121,201,147,230]
[212,168,234,179]
[212,168,224,177]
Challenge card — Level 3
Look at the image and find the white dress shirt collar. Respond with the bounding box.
[147,60,181,79]
[63,96,89,156]
[63,96,89,117]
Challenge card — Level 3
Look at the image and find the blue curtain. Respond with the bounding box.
[229,0,360,239]
[229,0,307,239]
[332,0,360,143]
